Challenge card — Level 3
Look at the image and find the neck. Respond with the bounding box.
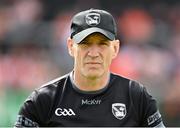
[73,71,110,92]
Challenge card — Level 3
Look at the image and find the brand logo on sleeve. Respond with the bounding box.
[55,108,76,116]
[112,103,126,120]
[147,111,161,125]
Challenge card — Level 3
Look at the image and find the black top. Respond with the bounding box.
[15,72,164,127]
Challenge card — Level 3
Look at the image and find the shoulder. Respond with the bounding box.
[110,73,131,86]
[27,73,69,102]
[111,72,145,102]
[111,72,143,92]
[37,73,69,92]
[129,80,144,96]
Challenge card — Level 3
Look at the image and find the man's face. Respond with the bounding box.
[68,33,119,79]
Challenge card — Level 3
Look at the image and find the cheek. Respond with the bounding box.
[104,51,113,66]
[108,55,114,65]
[75,50,84,65]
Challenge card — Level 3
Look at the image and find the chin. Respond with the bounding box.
[83,70,104,79]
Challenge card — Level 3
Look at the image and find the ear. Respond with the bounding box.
[112,39,120,59]
[67,37,74,57]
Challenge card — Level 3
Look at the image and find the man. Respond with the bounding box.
[15,9,165,127]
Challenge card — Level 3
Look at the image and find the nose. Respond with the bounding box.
[87,45,100,58]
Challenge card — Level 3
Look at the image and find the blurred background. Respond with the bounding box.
[0,0,180,126]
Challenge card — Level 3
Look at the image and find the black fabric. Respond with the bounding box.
[14,73,164,127]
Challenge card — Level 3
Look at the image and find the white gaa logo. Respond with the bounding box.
[55,108,75,116]
[85,13,100,26]
[112,103,126,120]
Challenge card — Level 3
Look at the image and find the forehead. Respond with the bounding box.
[80,33,110,42]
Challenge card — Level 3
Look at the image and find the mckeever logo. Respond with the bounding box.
[55,108,75,116]
[82,99,101,105]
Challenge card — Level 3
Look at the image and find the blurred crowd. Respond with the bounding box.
[0,0,180,126]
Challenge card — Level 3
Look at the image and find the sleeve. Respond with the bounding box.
[14,89,52,127]
[130,81,165,127]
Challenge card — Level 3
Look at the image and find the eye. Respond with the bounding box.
[99,41,109,46]
[100,42,107,45]
[78,41,91,48]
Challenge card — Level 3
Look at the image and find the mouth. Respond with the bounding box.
[85,62,102,65]
[84,62,102,70]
